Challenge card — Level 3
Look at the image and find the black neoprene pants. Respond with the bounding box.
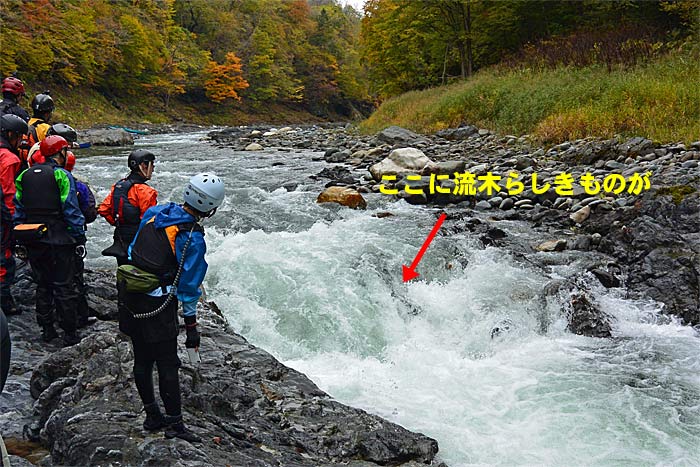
[131,337,182,416]
[0,310,10,393]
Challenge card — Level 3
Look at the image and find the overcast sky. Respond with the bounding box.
[339,0,366,12]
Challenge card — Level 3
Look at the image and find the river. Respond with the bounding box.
[80,130,700,466]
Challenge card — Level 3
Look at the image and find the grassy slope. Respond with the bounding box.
[360,46,699,144]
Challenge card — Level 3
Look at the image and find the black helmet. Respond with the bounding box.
[0,114,29,136]
[47,123,77,143]
[31,92,54,115]
[128,149,156,171]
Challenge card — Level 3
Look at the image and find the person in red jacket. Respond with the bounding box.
[98,149,158,265]
[0,114,27,316]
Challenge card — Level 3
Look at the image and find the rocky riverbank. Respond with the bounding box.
[1,267,439,466]
[210,124,699,330]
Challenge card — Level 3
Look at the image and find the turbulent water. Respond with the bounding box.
[82,131,700,467]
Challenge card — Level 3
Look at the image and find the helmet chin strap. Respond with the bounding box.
[139,161,153,180]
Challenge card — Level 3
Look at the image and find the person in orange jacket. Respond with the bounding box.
[98,149,158,265]
[0,114,27,316]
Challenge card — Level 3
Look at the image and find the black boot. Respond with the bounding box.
[164,415,201,443]
[143,402,167,431]
[1,295,20,316]
[41,325,58,342]
[62,331,81,347]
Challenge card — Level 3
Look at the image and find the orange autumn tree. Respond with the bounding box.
[204,52,249,103]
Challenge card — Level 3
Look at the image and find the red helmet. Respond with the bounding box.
[2,77,25,96]
[40,135,69,158]
[64,151,76,171]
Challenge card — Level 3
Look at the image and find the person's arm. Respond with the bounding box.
[0,156,19,216]
[175,228,206,350]
[130,184,158,218]
[13,170,26,225]
[55,169,85,238]
[175,229,207,315]
[97,186,115,224]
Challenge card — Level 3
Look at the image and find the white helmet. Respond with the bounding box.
[184,173,225,213]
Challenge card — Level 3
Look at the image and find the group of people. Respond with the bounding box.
[0,76,226,443]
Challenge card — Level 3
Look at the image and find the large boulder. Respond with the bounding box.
[317,186,367,209]
[77,128,134,146]
[369,148,433,182]
[375,126,426,145]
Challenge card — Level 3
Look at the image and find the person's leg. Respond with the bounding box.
[154,338,200,443]
[131,336,167,431]
[50,246,80,346]
[0,247,17,316]
[0,222,17,316]
[27,244,57,341]
[74,254,90,327]
[154,338,181,416]
[0,310,11,393]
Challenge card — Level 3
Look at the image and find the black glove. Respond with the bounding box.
[184,315,200,349]
[75,234,87,245]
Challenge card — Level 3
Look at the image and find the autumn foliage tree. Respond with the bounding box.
[204,52,249,103]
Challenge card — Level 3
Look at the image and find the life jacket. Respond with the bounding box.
[19,163,74,244]
[17,120,40,173]
[112,177,144,243]
[130,218,203,285]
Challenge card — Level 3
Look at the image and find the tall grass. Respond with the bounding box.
[360,45,699,143]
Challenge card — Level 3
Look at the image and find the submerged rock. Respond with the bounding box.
[316,186,367,209]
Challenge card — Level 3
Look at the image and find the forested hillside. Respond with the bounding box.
[0,0,368,119]
[0,0,696,129]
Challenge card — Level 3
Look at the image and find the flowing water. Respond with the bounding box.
[82,131,700,467]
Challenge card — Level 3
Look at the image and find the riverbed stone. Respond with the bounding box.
[369,148,432,181]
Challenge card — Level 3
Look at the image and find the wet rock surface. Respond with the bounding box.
[1,268,439,466]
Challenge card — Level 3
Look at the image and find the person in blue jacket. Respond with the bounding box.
[118,173,224,443]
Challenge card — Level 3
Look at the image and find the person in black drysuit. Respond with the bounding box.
[0,77,29,122]
[14,135,85,346]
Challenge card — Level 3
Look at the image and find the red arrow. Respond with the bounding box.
[402,212,447,282]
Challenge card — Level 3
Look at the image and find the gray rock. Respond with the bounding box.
[499,198,515,210]
[475,200,492,210]
[568,291,613,338]
[78,129,134,146]
[376,126,425,145]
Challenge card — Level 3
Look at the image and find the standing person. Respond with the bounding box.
[0,114,28,317]
[18,93,55,173]
[63,151,97,327]
[14,135,85,346]
[27,92,54,142]
[0,77,29,122]
[118,173,224,442]
[98,150,157,265]
[27,123,78,168]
